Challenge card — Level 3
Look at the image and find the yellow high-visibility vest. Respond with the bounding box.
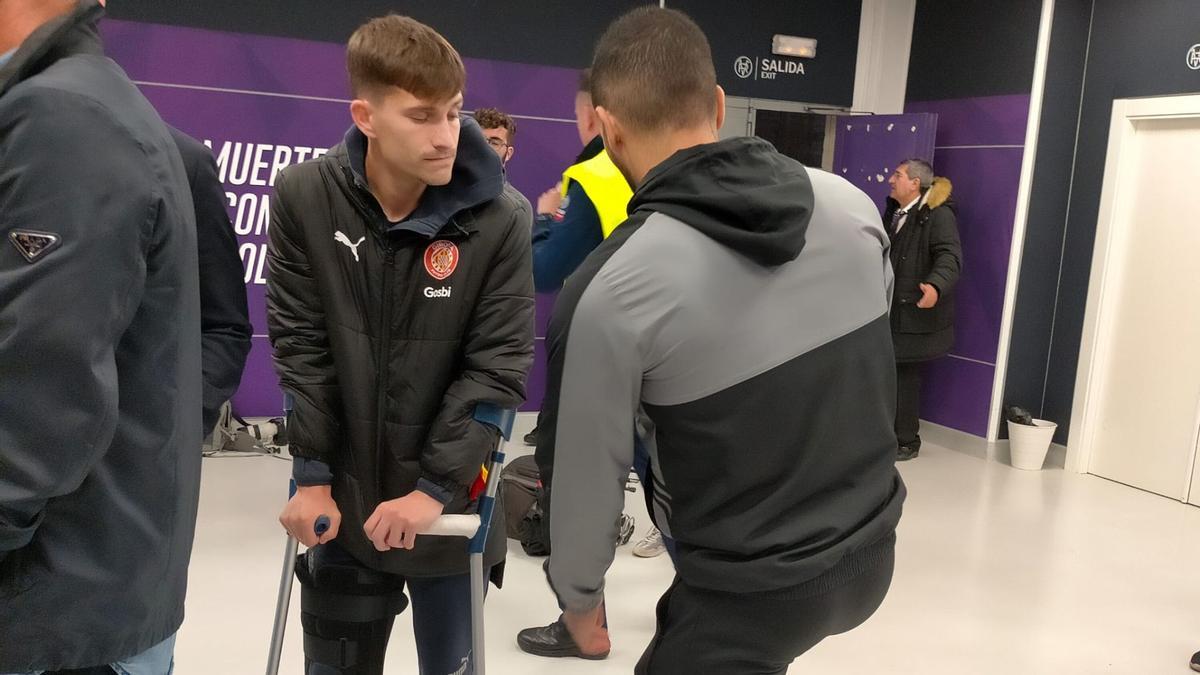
[560,149,633,239]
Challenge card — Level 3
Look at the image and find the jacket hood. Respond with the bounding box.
[925,177,953,210]
[0,0,103,98]
[628,137,813,267]
[342,115,505,238]
[887,176,956,217]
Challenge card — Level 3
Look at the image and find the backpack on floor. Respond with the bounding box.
[498,455,638,557]
[500,455,540,538]
[498,455,553,555]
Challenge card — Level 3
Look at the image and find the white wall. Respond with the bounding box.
[853,0,916,114]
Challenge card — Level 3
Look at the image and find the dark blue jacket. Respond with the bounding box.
[531,135,605,292]
[0,2,202,670]
[169,126,253,432]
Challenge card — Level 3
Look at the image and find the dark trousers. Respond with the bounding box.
[633,439,678,563]
[895,361,923,448]
[301,541,476,675]
[635,536,895,675]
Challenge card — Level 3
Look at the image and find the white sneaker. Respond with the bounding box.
[633,527,666,558]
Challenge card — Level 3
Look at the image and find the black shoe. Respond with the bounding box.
[523,425,538,446]
[616,513,635,546]
[1191,650,1200,672]
[517,617,609,660]
[897,445,919,462]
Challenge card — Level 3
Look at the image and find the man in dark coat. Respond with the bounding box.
[0,0,202,671]
[168,126,253,435]
[883,158,963,461]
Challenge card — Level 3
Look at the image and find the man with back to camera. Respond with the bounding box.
[268,14,534,675]
[0,1,202,673]
[474,106,516,170]
[883,158,962,461]
[520,68,634,448]
[519,7,906,672]
[520,68,660,560]
[168,126,253,436]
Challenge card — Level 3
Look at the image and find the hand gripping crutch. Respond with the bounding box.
[265,480,330,675]
[264,401,515,675]
[266,396,331,675]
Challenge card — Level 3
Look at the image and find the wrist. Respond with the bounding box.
[296,484,332,497]
[416,477,455,506]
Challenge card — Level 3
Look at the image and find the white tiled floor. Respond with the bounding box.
[177,417,1200,674]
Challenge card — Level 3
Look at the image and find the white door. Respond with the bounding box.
[1070,97,1200,501]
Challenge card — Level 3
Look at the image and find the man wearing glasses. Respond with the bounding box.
[474,107,515,169]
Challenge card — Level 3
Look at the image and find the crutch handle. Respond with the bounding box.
[314,515,331,536]
[421,514,482,538]
[473,402,516,440]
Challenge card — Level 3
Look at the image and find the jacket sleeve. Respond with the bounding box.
[531,181,603,292]
[184,137,252,433]
[923,206,963,296]
[266,169,343,465]
[546,277,640,612]
[416,193,535,505]
[0,89,158,556]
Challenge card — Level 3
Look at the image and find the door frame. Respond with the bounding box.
[1066,94,1200,498]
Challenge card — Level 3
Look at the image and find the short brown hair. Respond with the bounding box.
[578,68,592,96]
[473,108,517,143]
[347,15,465,100]
[590,7,716,133]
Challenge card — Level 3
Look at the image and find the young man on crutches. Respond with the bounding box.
[266,14,534,675]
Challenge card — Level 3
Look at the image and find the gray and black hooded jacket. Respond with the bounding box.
[543,137,907,611]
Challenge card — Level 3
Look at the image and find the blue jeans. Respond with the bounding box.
[4,634,176,675]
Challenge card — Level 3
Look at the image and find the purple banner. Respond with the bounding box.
[101,19,580,416]
[931,147,1024,365]
[906,94,1031,148]
[904,94,1032,436]
[833,113,939,212]
[921,358,994,436]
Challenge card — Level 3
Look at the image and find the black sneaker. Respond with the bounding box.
[616,514,635,546]
[523,425,538,446]
[1191,650,1200,672]
[897,445,919,462]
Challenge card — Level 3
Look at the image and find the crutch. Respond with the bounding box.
[421,402,516,675]
[264,401,516,675]
[265,480,330,675]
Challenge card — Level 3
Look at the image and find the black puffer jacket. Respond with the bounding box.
[266,120,534,577]
[883,177,963,362]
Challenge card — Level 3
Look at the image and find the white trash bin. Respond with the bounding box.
[1007,419,1057,470]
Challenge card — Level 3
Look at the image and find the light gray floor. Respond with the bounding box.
[177,415,1200,673]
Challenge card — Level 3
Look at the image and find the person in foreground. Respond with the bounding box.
[0,1,201,673]
[268,14,533,675]
[516,7,906,673]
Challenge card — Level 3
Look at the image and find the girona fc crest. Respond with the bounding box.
[424,240,460,281]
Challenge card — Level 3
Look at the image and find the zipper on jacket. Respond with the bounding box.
[375,245,396,501]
